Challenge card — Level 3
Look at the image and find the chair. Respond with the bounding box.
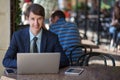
[77,52,115,66]
[67,44,98,66]
[64,45,87,66]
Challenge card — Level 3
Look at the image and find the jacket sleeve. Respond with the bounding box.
[2,33,17,68]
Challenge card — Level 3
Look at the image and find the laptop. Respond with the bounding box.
[17,53,60,74]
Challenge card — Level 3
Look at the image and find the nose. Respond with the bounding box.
[34,20,39,26]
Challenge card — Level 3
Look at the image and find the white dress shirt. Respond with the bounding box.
[29,29,42,53]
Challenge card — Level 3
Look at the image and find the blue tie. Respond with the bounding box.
[33,37,38,53]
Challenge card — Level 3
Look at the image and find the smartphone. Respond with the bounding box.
[4,68,16,75]
[65,67,84,75]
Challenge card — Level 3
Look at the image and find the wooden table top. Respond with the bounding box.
[1,66,120,80]
[81,40,99,48]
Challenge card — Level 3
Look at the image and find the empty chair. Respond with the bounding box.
[77,52,115,66]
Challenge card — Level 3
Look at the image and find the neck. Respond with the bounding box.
[31,29,41,36]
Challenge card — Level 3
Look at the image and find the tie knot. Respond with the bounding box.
[33,37,38,41]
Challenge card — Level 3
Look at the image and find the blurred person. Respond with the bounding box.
[109,1,120,48]
[64,9,71,22]
[3,4,69,69]
[21,0,32,25]
[49,10,83,63]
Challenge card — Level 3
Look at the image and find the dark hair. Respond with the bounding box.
[26,4,45,18]
[51,10,65,19]
[114,1,120,8]
[114,1,120,19]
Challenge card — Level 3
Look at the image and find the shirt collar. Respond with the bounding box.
[56,18,65,23]
[29,29,43,41]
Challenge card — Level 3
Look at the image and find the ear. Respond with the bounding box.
[54,16,59,22]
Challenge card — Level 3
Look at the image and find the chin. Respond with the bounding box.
[35,28,41,32]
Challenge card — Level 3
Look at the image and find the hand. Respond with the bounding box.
[111,20,120,26]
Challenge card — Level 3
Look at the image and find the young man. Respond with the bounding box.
[49,10,83,64]
[3,4,69,69]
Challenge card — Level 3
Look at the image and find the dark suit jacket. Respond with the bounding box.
[3,27,69,68]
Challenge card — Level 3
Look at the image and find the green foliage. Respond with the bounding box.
[15,0,21,30]
[72,2,89,11]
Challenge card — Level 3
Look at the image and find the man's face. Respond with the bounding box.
[28,12,44,35]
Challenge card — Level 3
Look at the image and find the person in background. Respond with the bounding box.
[49,10,83,63]
[112,1,120,51]
[109,1,120,49]
[64,9,71,22]
[3,4,69,69]
[21,0,32,25]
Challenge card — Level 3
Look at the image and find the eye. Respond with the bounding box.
[38,17,42,20]
[38,16,44,20]
[31,18,35,20]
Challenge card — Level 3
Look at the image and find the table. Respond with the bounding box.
[1,66,120,80]
[81,40,99,52]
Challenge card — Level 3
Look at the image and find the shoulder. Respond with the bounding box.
[43,29,58,37]
[66,22,77,27]
[13,27,29,37]
[43,29,59,42]
[50,19,66,27]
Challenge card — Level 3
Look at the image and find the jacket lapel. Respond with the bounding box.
[24,28,30,52]
[40,29,47,52]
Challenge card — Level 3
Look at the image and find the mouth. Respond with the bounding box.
[34,26,39,28]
